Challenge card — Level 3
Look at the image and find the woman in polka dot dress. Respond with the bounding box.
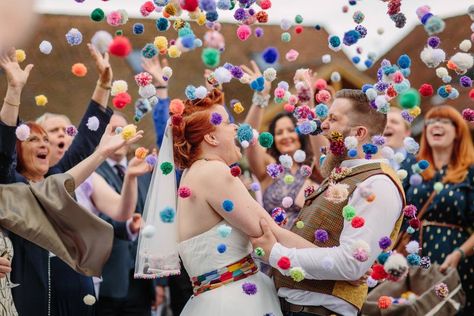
[401,106,474,315]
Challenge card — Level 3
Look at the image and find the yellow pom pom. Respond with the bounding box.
[296,221,304,229]
[164,3,177,16]
[154,36,168,51]
[168,45,181,58]
[111,80,128,96]
[408,106,421,118]
[289,267,305,282]
[188,9,201,20]
[173,19,186,30]
[197,13,207,26]
[16,49,26,63]
[35,95,48,106]
[284,174,294,184]
[233,102,244,114]
[121,124,137,141]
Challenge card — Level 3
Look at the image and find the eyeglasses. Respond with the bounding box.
[425,118,453,126]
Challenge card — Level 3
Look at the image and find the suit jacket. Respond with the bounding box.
[95,161,155,299]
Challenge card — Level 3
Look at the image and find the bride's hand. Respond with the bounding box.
[348,268,373,287]
[250,218,277,263]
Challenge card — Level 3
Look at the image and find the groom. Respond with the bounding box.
[252,89,405,316]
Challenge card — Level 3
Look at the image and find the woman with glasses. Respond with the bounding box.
[401,105,474,315]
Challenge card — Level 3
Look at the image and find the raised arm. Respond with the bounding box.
[88,43,112,110]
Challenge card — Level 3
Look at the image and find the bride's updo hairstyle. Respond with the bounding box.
[172,89,224,169]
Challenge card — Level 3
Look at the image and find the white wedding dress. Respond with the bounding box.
[178,220,283,316]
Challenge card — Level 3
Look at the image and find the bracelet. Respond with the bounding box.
[454,247,465,259]
[3,98,20,107]
[97,81,111,90]
[252,92,270,108]
[155,85,168,90]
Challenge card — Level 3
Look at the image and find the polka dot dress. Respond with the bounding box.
[401,162,474,315]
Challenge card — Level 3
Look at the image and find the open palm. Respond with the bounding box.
[0,47,33,88]
[88,43,112,85]
[241,60,271,95]
[141,56,168,87]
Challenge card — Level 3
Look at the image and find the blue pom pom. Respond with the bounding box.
[194,38,203,47]
[315,103,329,118]
[199,0,216,12]
[437,86,449,98]
[352,56,361,64]
[343,30,360,46]
[237,123,254,142]
[160,207,175,223]
[262,47,279,64]
[206,11,219,22]
[185,85,197,100]
[133,23,145,35]
[181,34,195,49]
[142,43,158,59]
[407,253,421,266]
[250,76,265,92]
[348,148,358,158]
[217,0,231,10]
[328,35,341,48]
[397,54,411,69]
[361,84,373,93]
[364,59,373,68]
[400,68,411,78]
[418,160,429,170]
[377,252,390,265]
[222,200,234,212]
[156,17,169,31]
[217,243,227,253]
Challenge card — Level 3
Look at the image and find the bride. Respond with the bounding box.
[135,89,317,315]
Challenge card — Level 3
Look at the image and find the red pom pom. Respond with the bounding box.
[256,11,268,23]
[141,1,155,13]
[351,216,365,228]
[259,0,272,10]
[409,218,421,229]
[462,108,474,122]
[180,0,199,11]
[178,186,191,198]
[419,83,434,97]
[112,92,132,109]
[386,85,397,98]
[277,256,291,270]
[378,296,392,309]
[314,79,327,91]
[295,26,303,34]
[170,99,185,115]
[171,114,183,126]
[109,36,132,57]
[284,103,295,113]
[230,165,241,177]
[469,89,474,100]
[371,263,388,280]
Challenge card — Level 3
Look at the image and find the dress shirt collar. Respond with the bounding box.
[106,157,127,170]
[340,158,389,169]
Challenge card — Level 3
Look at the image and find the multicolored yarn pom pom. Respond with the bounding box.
[160,162,173,175]
[434,282,449,299]
[271,207,287,226]
[254,247,265,257]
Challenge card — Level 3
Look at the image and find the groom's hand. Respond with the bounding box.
[250,218,277,263]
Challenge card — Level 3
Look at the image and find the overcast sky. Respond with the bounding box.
[35,0,473,69]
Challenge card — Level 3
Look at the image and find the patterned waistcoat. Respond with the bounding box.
[273,162,406,311]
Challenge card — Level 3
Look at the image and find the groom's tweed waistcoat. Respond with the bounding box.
[274,162,405,311]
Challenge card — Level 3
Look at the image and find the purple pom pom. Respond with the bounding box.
[409,174,423,186]
[315,229,329,243]
[371,135,386,146]
[460,76,472,88]
[378,236,392,250]
[230,66,244,79]
[255,27,264,37]
[145,154,157,166]
[233,8,247,21]
[427,36,440,48]
[210,112,223,125]
[401,110,414,123]
[242,282,257,295]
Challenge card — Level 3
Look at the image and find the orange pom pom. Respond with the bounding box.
[135,147,149,159]
[170,99,185,115]
[378,296,392,309]
[71,63,87,77]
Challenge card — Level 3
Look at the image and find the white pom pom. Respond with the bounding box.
[321,256,335,270]
[39,40,53,54]
[330,71,341,82]
[139,84,156,98]
[435,67,448,79]
[263,67,277,82]
[449,52,474,72]
[279,154,293,169]
[239,73,251,84]
[365,88,378,101]
[344,136,358,150]
[321,54,331,64]
[195,86,208,99]
[83,294,96,305]
[148,96,159,107]
[405,240,420,254]
[241,140,249,148]
[142,225,156,238]
[293,149,306,163]
[459,39,472,52]
[351,239,370,253]
[15,124,30,141]
[381,146,394,160]
[420,46,446,68]
[86,116,100,131]
[214,67,232,84]
[162,66,173,79]
[375,95,388,108]
[397,169,408,180]
[441,75,452,83]
[111,80,128,96]
[91,30,113,54]
[282,196,293,208]
[367,276,378,288]
[384,253,408,273]
[394,152,405,164]
[280,18,292,31]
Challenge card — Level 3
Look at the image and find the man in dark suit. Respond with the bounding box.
[95,112,161,316]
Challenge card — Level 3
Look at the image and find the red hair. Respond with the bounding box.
[172,89,224,169]
[15,121,48,174]
[418,105,474,183]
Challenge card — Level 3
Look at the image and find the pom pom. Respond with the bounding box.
[379,236,392,250]
[65,28,83,46]
[344,136,358,150]
[331,71,341,82]
[121,124,137,141]
[210,112,222,125]
[351,240,370,262]
[195,86,208,99]
[300,165,311,177]
[250,182,260,192]
[462,108,474,122]
[160,207,175,223]
[217,224,232,238]
[83,294,96,306]
[420,46,446,68]
[399,88,420,109]
[397,54,411,69]
[86,116,100,131]
[378,296,392,309]
[201,47,220,67]
[156,17,170,31]
[34,94,48,107]
[377,252,390,265]
[406,240,420,254]
[407,253,421,266]
[91,31,113,54]
[403,137,419,155]
[409,173,423,186]
[217,243,227,253]
[168,45,181,58]
[420,256,431,269]
[65,125,78,137]
[403,205,417,218]
[109,36,132,57]
[135,147,149,159]
[112,92,132,109]
[139,84,157,99]
[289,267,305,282]
[15,124,30,141]
[285,49,299,62]
[279,154,293,169]
[367,276,378,288]
[271,207,287,226]
[242,282,257,295]
[111,80,128,96]
[142,43,158,59]
[433,181,443,193]
[371,263,388,280]
[328,35,342,50]
[434,283,449,299]
[342,205,356,221]
[106,11,122,26]
[178,186,191,198]
[233,102,244,114]
[277,256,291,270]
[39,41,53,54]
[133,23,145,35]
[237,124,253,142]
[258,132,273,148]
[142,225,156,238]
[254,247,265,257]
[160,161,174,175]
[263,68,277,82]
[236,25,252,41]
[419,83,434,97]
[282,197,293,208]
[90,8,105,22]
[214,67,232,84]
[343,30,360,46]
[397,169,408,180]
[293,150,306,163]
[384,253,408,281]
[314,229,329,243]
[325,182,349,204]
[169,99,185,115]
[315,103,329,119]
[222,200,234,212]
[71,63,87,77]
[409,218,421,230]
[145,154,157,166]
[351,216,365,228]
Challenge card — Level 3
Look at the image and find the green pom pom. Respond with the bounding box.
[178,27,193,37]
[399,88,420,109]
[289,267,305,282]
[258,132,273,148]
[160,162,173,175]
[433,181,443,193]
[342,205,356,221]
[284,174,294,184]
[281,32,291,42]
[254,247,265,257]
[201,48,220,68]
[90,8,105,22]
[296,221,305,229]
[295,14,303,24]
[229,0,236,10]
[115,29,124,36]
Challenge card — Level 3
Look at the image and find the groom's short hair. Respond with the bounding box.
[334,89,387,136]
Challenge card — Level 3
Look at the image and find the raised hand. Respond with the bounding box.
[127,149,156,177]
[0,47,33,89]
[87,43,112,86]
[241,60,271,96]
[97,124,144,158]
[141,56,169,87]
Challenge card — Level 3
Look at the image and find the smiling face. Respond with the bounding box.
[208,105,242,165]
[41,116,72,166]
[384,109,411,150]
[273,116,301,156]
[19,130,50,181]
[425,117,456,150]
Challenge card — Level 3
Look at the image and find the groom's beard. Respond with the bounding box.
[320,151,346,178]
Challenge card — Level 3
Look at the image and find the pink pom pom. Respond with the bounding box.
[315,90,331,103]
[259,0,272,10]
[274,87,285,98]
[178,186,191,198]
[314,79,327,91]
[106,11,122,26]
[109,36,132,58]
[353,248,369,262]
[462,108,474,122]
[140,1,155,17]
[236,25,252,41]
[134,72,153,87]
[392,71,404,84]
[284,103,295,113]
[285,49,299,62]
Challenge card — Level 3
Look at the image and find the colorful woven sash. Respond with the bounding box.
[191,254,258,296]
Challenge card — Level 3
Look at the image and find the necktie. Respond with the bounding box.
[114,164,126,182]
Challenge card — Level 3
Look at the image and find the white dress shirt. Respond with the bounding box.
[269,159,403,315]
